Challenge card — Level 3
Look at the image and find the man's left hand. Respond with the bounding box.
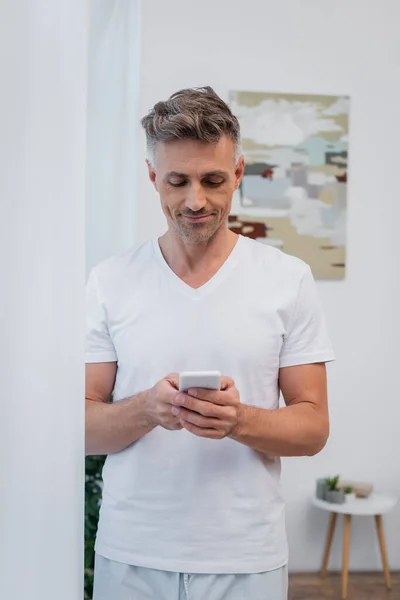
[171,376,241,439]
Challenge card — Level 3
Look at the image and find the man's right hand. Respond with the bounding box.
[145,373,183,430]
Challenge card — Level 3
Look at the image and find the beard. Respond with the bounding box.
[173,213,221,244]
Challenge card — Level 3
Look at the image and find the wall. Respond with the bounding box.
[138,0,400,571]
[0,1,87,597]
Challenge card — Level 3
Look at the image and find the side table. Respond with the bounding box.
[312,493,397,599]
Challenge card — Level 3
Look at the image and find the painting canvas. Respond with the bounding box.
[229,90,349,279]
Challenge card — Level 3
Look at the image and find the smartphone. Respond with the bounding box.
[178,370,222,393]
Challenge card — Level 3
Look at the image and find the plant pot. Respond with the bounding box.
[316,478,328,500]
[325,489,345,504]
[345,492,356,502]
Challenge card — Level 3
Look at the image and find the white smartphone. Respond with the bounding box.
[178,370,222,393]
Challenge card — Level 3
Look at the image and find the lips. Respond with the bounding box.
[182,214,211,221]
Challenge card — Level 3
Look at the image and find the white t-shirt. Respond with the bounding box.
[86,234,334,574]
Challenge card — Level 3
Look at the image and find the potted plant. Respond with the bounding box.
[316,477,328,500]
[343,486,356,502]
[324,475,345,504]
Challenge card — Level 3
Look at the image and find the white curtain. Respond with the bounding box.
[0,1,87,599]
[86,0,142,275]
[0,1,142,597]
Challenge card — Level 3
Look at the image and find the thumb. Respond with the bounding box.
[166,373,179,389]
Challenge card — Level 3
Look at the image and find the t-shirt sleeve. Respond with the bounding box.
[85,268,118,363]
[279,265,335,368]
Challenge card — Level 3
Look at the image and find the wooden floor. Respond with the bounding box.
[289,572,400,600]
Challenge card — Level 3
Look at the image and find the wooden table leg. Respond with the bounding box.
[321,512,337,578]
[341,514,351,600]
[375,514,392,589]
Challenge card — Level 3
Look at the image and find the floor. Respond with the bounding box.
[288,572,400,600]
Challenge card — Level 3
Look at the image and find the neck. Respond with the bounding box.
[158,226,238,277]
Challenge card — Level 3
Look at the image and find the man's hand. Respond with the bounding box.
[170,376,241,439]
[145,373,183,431]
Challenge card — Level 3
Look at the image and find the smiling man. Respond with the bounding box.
[86,87,335,600]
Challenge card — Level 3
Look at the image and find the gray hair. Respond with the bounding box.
[141,86,241,166]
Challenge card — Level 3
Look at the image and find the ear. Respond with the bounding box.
[234,155,245,190]
[146,159,158,191]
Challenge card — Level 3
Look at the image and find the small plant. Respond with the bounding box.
[344,486,353,494]
[324,475,346,504]
[325,475,340,491]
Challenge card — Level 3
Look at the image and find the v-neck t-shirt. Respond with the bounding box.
[85,234,334,574]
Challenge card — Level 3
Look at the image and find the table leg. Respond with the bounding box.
[321,512,337,578]
[375,514,391,589]
[341,514,351,600]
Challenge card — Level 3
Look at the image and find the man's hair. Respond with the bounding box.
[141,86,241,165]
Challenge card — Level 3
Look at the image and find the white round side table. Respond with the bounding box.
[312,493,397,599]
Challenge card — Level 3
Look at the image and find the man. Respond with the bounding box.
[86,87,334,600]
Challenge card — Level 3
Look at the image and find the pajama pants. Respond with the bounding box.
[93,554,288,600]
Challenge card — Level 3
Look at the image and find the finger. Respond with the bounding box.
[187,388,236,406]
[179,419,223,439]
[174,394,222,417]
[172,407,221,429]
[188,388,220,403]
[168,423,183,431]
[220,376,234,390]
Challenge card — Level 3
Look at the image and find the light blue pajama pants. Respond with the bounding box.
[93,554,288,600]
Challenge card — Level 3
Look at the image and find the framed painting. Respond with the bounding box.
[229,90,349,279]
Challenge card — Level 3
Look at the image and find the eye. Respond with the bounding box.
[204,180,224,187]
[169,181,187,188]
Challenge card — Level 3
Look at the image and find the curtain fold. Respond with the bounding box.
[86,0,142,275]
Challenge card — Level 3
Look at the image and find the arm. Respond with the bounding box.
[85,267,186,455]
[85,362,155,456]
[86,364,184,456]
[171,363,329,457]
[231,363,329,456]
[232,264,332,456]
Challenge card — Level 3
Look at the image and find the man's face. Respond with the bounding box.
[147,136,244,244]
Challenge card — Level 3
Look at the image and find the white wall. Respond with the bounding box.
[0,1,87,598]
[138,0,400,571]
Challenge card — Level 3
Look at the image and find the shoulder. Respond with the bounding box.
[90,240,154,290]
[239,235,311,284]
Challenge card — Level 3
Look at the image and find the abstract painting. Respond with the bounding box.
[229,90,349,279]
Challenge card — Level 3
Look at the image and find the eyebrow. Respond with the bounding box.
[164,170,229,181]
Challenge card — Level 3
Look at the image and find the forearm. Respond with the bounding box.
[231,402,329,457]
[85,391,155,456]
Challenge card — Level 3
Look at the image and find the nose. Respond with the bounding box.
[185,182,207,212]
